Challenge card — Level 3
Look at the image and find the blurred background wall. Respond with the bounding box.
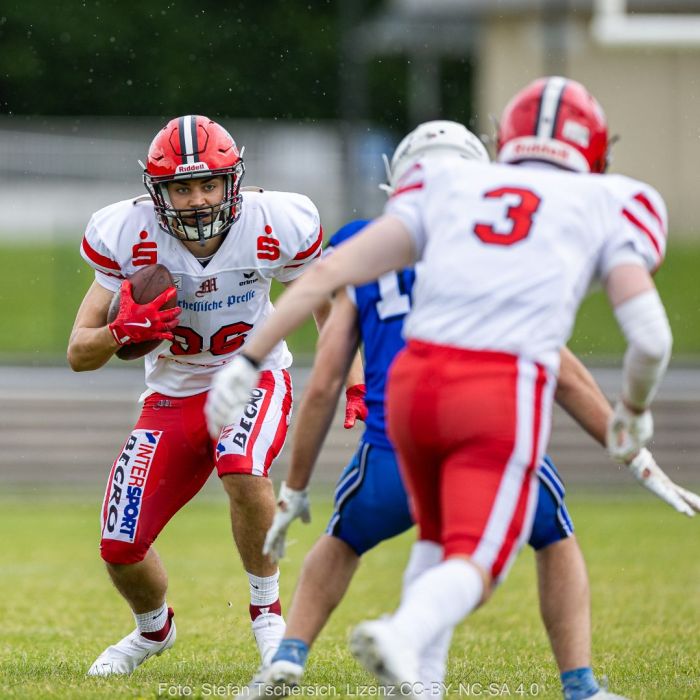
[2,1,700,240]
[1,0,699,485]
[0,118,378,240]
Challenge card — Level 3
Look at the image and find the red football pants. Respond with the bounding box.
[100,369,292,564]
[386,340,553,581]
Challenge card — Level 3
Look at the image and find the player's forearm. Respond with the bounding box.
[314,295,364,391]
[615,290,672,411]
[67,326,118,371]
[555,347,610,448]
[286,298,358,489]
[311,297,331,331]
[606,265,672,411]
[345,350,365,389]
[286,379,345,491]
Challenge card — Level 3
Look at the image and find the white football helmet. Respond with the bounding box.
[382,120,489,194]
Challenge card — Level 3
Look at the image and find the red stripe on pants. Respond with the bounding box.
[387,341,549,580]
[491,362,548,578]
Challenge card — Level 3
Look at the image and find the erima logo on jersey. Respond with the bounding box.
[175,162,208,174]
[239,271,258,286]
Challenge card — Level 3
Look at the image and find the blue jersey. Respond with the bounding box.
[329,220,415,450]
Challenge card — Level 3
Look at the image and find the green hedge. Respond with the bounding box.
[1,240,698,362]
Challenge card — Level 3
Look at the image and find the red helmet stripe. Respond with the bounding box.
[536,77,567,139]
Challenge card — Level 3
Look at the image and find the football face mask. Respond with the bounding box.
[143,115,245,243]
[159,175,235,243]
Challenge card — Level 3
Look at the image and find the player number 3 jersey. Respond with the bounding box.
[385,158,667,374]
[81,190,322,397]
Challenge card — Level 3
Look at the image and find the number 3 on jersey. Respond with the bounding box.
[473,187,541,246]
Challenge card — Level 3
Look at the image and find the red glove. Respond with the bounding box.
[108,281,181,346]
[344,384,368,429]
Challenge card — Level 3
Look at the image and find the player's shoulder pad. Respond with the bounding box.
[82,197,148,279]
[243,189,318,221]
[88,197,151,245]
[601,174,668,233]
[601,174,668,271]
[246,190,319,245]
[389,161,426,200]
[328,219,372,249]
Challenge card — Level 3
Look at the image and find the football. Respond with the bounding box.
[107,263,177,360]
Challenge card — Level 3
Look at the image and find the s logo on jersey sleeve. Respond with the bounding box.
[132,231,158,266]
[257,225,281,260]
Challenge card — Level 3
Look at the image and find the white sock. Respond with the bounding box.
[402,541,443,597]
[247,570,280,607]
[390,559,483,657]
[401,542,453,696]
[133,602,168,634]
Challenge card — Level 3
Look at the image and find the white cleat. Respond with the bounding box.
[586,677,630,699]
[248,659,303,698]
[349,619,420,698]
[252,612,286,666]
[86,609,176,677]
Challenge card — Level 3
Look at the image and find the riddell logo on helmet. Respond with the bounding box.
[513,142,570,161]
[175,162,208,174]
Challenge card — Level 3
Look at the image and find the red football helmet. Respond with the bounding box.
[497,77,609,174]
[143,115,245,242]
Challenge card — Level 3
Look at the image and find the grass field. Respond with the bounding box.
[1,490,698,699]
[1,240,700,361]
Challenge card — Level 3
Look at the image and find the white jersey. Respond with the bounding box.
[81,190,322,397]
[385,157,667,373]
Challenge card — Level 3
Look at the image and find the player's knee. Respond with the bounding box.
[222,472,273,510]
[100,538,150,565]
